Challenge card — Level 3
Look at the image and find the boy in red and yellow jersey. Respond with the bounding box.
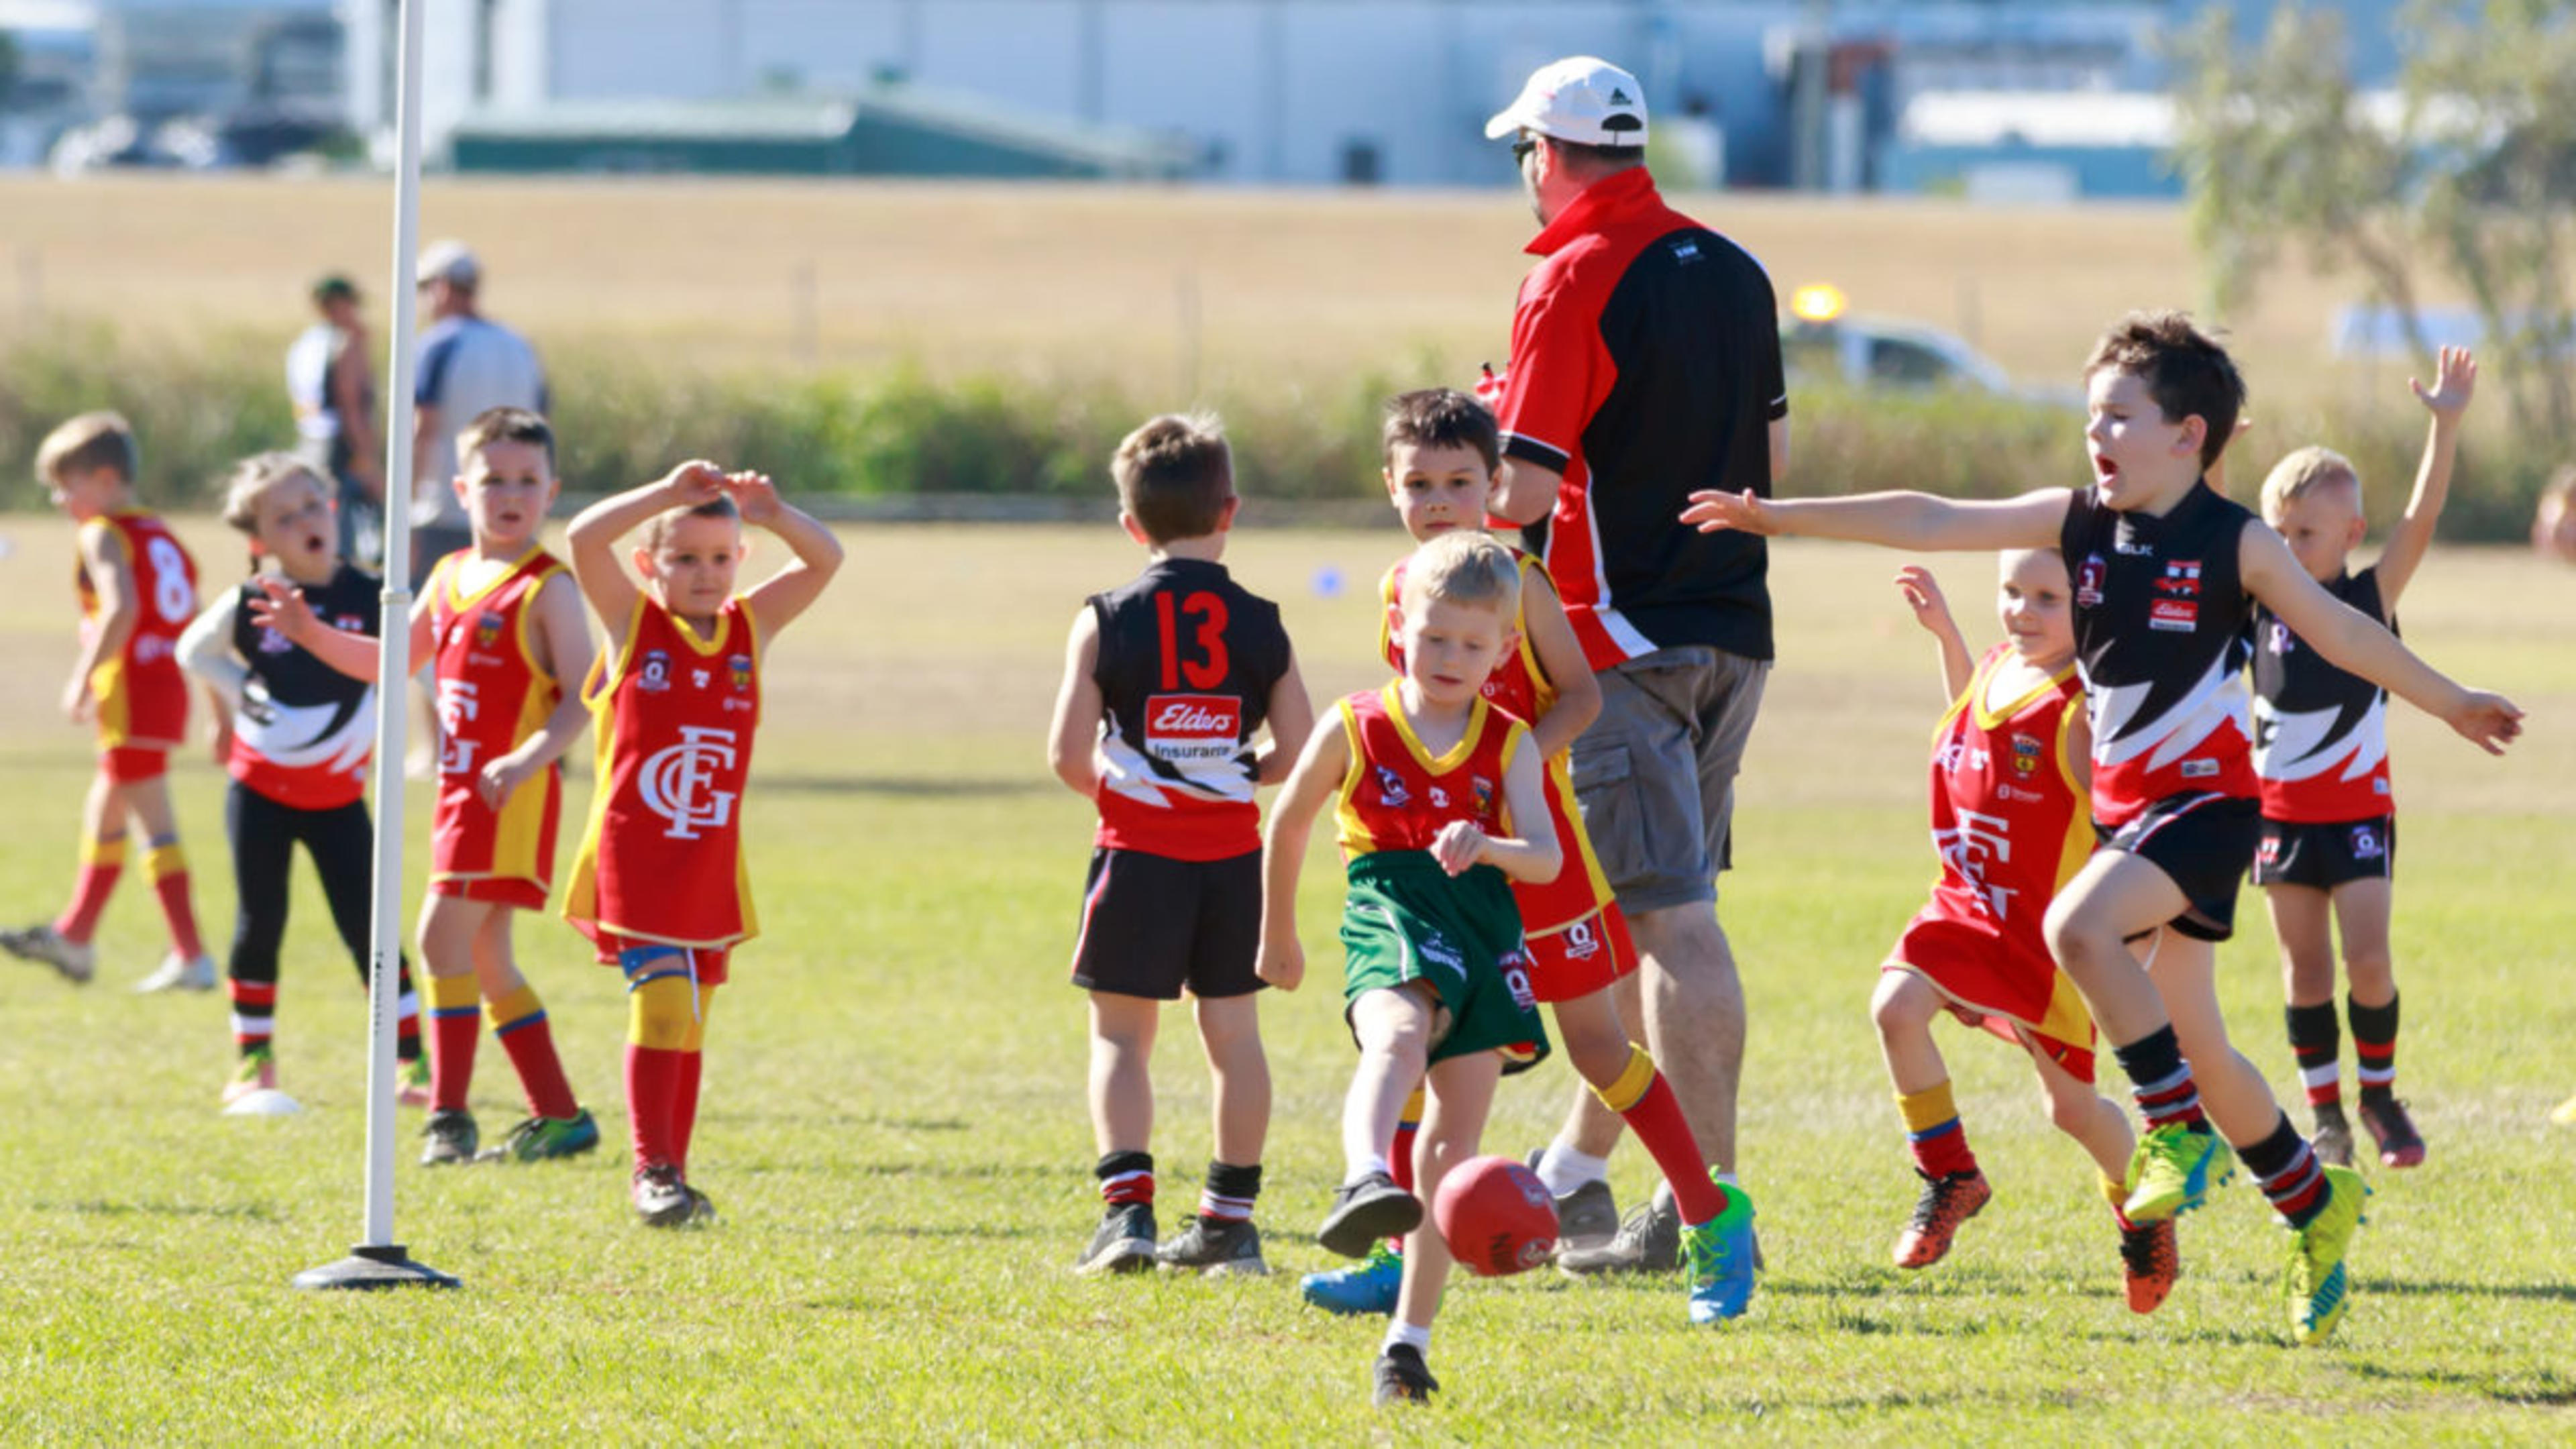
[1302,390,1751,1325]
[1046,414,1314,1278]
[562,460,843,1226]
[1880,553,2176,1313]
[3,413,212,991]
[262,409,599,1166]
[1260,531,1560,1408]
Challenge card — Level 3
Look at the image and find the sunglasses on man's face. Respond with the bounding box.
[1511,135,1538,166]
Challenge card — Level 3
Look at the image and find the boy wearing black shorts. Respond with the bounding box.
[1046,414,1313,1277]
[2250,347,2476,1170]
[1683,311,2521,1346]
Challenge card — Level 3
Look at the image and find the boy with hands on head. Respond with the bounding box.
[1682,312,2520,1345]
[1260,531,1558,1407]
[561,458,843,1226]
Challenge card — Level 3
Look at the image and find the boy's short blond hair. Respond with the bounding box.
[1399,531,1521,617]
[217,451,328,535]
[2259,445,2361,515]
[1111,413,1234,545]
[36,411,140,486]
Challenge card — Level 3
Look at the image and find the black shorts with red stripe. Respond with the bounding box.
[1069,846,1262,1001]
[2253,814,2395,890]
[2100,792,2261,943]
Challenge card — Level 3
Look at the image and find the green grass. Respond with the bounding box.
[2,521,2573,1440]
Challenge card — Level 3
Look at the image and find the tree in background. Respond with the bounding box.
[2171,1,2576,450]
[0,30,21,110]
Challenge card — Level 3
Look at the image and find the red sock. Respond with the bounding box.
[141,843,203,959]
[1389,1085,1426,1195]
[625,1044,685,1173]
[671,1051,704,1174]
[488,985,580,1120]
[54,842,124,945]
[425,976,480,1112]
[1619,1069,1731,1224]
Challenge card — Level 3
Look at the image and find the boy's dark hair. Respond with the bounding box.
[642,493,740,551]
[35,411,140,486]
[459,405,557,476]
[1383,388,1500,474]
[1110,413,1234,544]
[2084,311,2246,470]
[311,274,358,309]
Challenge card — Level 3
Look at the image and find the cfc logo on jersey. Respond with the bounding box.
[435,680,482,776]
[639,725,739,840]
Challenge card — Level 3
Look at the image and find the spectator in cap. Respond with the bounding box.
[408,240,547,774]
[284,274,383,566]
[412,240,547,577]
[1481,56,1790,1289]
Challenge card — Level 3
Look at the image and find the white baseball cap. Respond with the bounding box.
[1485,57,1650,148]
[416,239,480,288]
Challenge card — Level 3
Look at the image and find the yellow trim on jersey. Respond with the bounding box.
[1332,697,1375,854]
[2051,700,2095,892]
[1511,552,1558,722]
[438,543,542,614]
[1381,683,1492,777]
[1972,651,2078,733]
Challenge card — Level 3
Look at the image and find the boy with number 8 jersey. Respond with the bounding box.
[1046,414,1313,1277]
[3,413,213,992]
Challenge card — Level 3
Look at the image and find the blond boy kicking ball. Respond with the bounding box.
[1260,531,1559,1407]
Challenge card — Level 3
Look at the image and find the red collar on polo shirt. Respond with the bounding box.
[1526,166,1662,258]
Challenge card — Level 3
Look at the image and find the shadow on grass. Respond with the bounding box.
[2359,1277,2576,1303]
[2346,1360,2576,1406]
[731,1159,1059,1181]
[706,1110,971,1132]
[762,774,1046,800]
[42,1198,279,1222]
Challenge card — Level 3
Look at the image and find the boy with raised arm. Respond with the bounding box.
[1682,312,2521,1344]
[2249,349,2475,1170]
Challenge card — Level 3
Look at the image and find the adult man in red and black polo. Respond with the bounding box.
[1483,57,1790,1279]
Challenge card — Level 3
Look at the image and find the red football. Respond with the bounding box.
[1432,1155,1560,1277]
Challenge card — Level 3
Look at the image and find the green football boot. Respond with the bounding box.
[2286,1165,2369,1346]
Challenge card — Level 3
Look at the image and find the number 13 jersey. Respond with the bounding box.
[1089,557,1292,861]
[564,594,762,953]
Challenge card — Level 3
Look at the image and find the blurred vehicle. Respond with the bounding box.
[1782,282,2070,404]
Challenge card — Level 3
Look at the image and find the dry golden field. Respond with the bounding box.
[0,174,2443,403]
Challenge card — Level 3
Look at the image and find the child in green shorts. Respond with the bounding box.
[1259,531,1560,1407]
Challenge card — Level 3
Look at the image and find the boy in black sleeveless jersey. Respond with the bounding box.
[176,454,426,1108]
[1680,311,2521,1346]
[1046,414,1313,1277]
[2251,347,2476,1173]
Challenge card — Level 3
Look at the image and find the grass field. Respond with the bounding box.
[2,516,2573,1441]
[0,174,2463,403]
